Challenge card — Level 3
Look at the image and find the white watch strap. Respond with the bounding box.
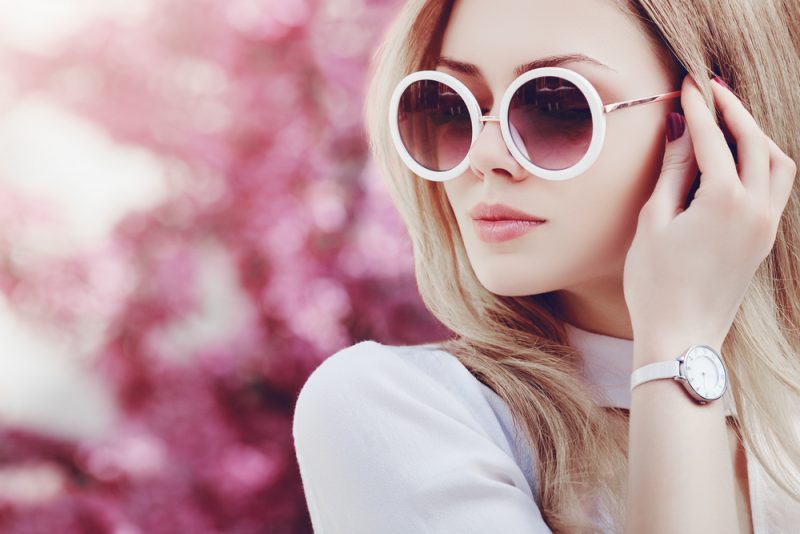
[630,360,681,392]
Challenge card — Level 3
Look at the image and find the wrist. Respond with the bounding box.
[633,333,724,366]
[631,342,728,405]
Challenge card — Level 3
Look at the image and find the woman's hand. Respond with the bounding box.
[623,73,796,362]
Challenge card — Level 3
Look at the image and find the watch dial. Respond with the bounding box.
[684,346,726,400]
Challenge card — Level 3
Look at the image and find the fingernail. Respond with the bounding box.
[666,112,685,142]
[712,75,731,90]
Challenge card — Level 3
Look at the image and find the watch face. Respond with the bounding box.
[682,345,727,401]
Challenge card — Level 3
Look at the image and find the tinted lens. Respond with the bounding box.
[397,79,472,172]
[508,76,593,170]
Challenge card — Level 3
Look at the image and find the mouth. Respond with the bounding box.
[472,218,546,243]
[468,201,547,223]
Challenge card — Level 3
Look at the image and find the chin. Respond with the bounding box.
[474,271,554,298]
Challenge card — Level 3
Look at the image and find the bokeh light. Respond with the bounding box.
[0,1,448,532]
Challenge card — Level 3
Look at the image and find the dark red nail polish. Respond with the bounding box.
[666,112,685,142]
[713,76,731,90]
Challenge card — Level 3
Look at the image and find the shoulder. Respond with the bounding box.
[292,339,513,447]
[294,340,477,442]
[295,340,479,406]
[295,339,445,392]
[292,340,550,533]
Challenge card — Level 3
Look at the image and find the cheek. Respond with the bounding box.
[564,115,667,265]
[442,180,471,229]
[603,103,672,205]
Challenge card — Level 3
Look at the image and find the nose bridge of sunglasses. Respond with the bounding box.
[474,113,532,162]
[475,114,507,147]
[475,114,505,148]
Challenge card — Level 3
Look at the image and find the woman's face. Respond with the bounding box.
[439,0,681,318]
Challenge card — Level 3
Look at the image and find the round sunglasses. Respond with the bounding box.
[389,67,681,181]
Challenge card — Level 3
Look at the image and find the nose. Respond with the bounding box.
[468,114,530,181]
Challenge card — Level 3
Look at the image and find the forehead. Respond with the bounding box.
[438,0,661,87]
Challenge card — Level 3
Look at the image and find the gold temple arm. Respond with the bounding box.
[477,90,682,122]
[603,90,681,114]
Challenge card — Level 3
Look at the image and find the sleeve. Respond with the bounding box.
[292,340,553,534]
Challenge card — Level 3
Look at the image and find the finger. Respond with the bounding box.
[767,137,798,222]
[709,77,770,204]
[680,74,740,191]
[649,112,699,225]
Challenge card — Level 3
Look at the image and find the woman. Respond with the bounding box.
[293,0,800,532]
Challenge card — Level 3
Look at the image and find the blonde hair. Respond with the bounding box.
[363,0,800,531]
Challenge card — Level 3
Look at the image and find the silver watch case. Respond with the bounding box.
[675,345,727,404]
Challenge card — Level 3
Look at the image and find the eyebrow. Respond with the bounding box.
[435,53,617,78]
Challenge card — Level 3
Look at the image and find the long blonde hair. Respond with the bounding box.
[363,0,800,531]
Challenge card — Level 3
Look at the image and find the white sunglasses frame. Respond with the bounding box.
[388,66,682,181]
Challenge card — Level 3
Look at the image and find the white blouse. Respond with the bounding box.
[292,323,800,533]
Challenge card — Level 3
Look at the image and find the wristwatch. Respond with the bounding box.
[630,344,727,404]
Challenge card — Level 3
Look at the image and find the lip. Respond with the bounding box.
[468,202,547,223]
[469,202,548,243]
[472,219,546,243]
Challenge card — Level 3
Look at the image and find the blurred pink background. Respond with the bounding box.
[0,1,449,532]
